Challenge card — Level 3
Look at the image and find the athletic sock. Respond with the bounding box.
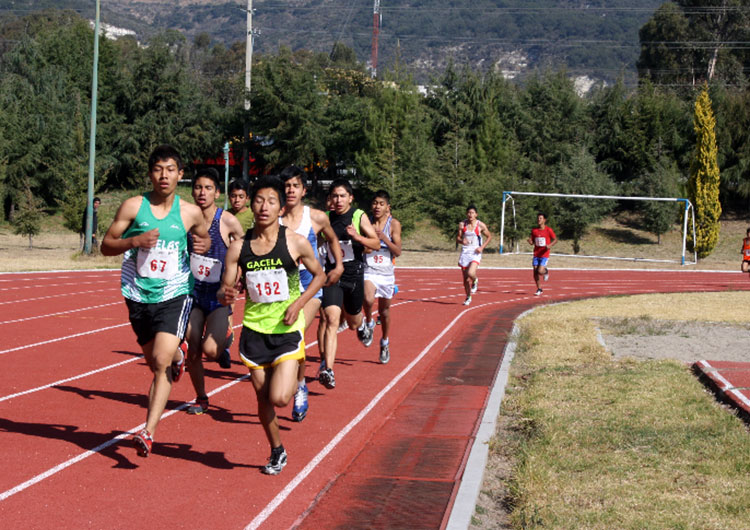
[271,444,285,457]
[298,380,306,389]
[381,338,389,346]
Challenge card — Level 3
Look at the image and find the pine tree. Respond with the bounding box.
[688,86,721,258]
[12,185,44,249]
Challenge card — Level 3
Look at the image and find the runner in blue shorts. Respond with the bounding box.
[528,212,557,296]
[101,145,210,457]
[279,166,343,421]
[184,168,245,415]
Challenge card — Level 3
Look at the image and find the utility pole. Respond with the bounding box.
[242,0,255,182]
[85,0,100,254]
[370,0,381,79]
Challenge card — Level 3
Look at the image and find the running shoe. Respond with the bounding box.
[463,296,472,306]
[262,447,288,475]
[544,271,549,282]
[320,368,336,389]
[376,317,381,325]
[187,396,209,415]
[367,319,376,330]
[357,324,374,347]
[318,359,327,378]
[133,428,153,457]
[171,343,187,383]
[337,320,349,332]
[292,382,309,422]
[379,343,390,364]
[218,327,234,369]
[535,288,543,296]
[471,278,478,294]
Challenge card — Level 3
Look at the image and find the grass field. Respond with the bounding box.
[472,293,750,529]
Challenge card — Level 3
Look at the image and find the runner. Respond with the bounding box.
[362,190,402,364]
[318,178,380,389]
[218,175,325,475]
[741,228,750,276]
[528,212,556,296]
[184,168,245,415]
[228,178,254,232]
[100,144,210,457]
[279,165,344,421]
[457,204,492,306]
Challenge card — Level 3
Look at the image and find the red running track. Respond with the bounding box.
[0,267,747,529]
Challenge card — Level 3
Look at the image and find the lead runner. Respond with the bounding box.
[218,175,325,475]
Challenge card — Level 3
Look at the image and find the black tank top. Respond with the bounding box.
[328,208,365,278]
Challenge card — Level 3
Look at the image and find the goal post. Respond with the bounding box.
[499,191,698,265]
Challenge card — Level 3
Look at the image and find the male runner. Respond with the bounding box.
[457,204,492,306]
[184,168,245,415]
[528,212,557,296]
[279,166,343,421]
[228,179,254,232]
[363,190,402,364]
[218,175,325,475]
[318,179,380,389]
[101,144,210,457]
[741,228,750,275]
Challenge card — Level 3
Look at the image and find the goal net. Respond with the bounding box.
[499,191,697,265]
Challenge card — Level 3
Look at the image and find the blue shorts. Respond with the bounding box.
[191,292,228,315]
[532,257,549,267]
[299,268,323,300]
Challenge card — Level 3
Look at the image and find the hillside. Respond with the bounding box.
[0,0,662,85]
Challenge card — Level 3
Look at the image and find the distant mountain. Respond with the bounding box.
[0,0,663,85]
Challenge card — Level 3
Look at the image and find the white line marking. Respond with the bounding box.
[0,323,130,355]
[0,357,142,403]
[0,280,113,292]
[0,302,122,325]
[0,289,113,306]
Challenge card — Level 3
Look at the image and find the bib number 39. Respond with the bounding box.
[137,248,178,280]
[246,268,290,303]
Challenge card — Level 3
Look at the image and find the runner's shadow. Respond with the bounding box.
[54,385,182,411]
[419,299,457,305]
[156,443,253,469]
[0,417,137,469]
[111,350,143,357]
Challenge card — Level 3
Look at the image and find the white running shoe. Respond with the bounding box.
[471,279,478,294]
[535,289,543,296]
[543,271,549,282]
[463,296,472,306]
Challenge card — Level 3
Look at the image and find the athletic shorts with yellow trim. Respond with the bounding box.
[238,326,305,370]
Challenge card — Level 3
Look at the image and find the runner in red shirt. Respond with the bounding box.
[741,228,750,276]
[527,212,556,296]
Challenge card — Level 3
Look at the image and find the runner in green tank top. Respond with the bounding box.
[101,145,210,458]
[219,175,325,475]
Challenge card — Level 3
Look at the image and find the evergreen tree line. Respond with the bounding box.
[0,10,745,249]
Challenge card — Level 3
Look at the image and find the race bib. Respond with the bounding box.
[534,237,547,247]
[190,253,222,283]
[339,240,355,262]
[136,248,179,280]
[745,248,750,257]
[245,268,290,303]
[366,248,390,267]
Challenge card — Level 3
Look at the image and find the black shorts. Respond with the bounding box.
[125,294,192,346]
[322,274,365,315]
[238,327,305,370]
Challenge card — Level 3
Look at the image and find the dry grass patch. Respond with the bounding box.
[481,295,750,529]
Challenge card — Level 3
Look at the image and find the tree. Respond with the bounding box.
[688,85,722,258]
[12,185,44,249]
[639,152,682,244]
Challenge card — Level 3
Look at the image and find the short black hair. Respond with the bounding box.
[329,178,353,196]
[466,204,477,213]
[228,179,249,195]
[537,212,548,220]
[194,167,221,190]
[279,165,308,188]
[250,175,286,207]
[93,197,101,203]
[148,144,184,171]
[373,190,390,203]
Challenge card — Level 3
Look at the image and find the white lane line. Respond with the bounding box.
[246,297,526,530]
[0,357,142,403]
[0,373,252,502]
[0,289,115,306]
[0,302,122,325]
[0,280,113,292]
[0,323,130,355]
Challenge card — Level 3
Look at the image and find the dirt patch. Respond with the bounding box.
[596,318,750,364]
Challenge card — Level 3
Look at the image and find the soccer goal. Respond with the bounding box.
[499,191,698,265]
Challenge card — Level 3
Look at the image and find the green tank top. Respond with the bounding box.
[120,193,193,304]
[238,226,304,334]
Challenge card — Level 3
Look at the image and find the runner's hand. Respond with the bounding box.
[134,228,159,248]
[220,285,238,306]
[325,265,343,287]
[345,224,358,239]
[474,247,482,254]
[283,299,304,326]
[192,233,211,254]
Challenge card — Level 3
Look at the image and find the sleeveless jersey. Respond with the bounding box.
[239,226,303,334]
[326,208,365,278]
[365,214,395,276]
[280,205,318,271]
[188,207,227,303]
[743,238,750,260]
[121,194,192,304]
[461,220,482,253]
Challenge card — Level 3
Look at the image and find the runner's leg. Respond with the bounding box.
[143,331,182,437]
[186,308,208,400]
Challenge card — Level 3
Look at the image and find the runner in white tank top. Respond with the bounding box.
[456,204,491,306]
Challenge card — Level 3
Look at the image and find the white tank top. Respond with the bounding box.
[365,215,395,276]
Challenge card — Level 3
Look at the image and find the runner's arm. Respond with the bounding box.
[349,215,381,251]
[217,239,242,305]
[101,197,158,256]
[185,203,211,254]
[478,222,492,252]
[284,232,327,326]
[223,210,245,243]
[313,209,344,286]
[547,229,557,248]
[382,218,402,258]
[457,222,465,245]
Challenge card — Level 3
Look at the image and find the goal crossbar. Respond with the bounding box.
[499,191,698,265]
